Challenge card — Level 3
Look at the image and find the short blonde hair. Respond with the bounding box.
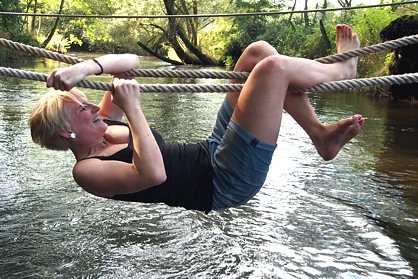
[28,89,85,151]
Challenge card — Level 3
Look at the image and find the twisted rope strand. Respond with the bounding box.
[1,34,418,79]
[316,34,418,63]
[1,33,418,92]
[0,38,249,79]
[2,67,418,93]
[0,38,83,65]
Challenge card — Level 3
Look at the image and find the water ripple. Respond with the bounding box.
[0,64,417,278]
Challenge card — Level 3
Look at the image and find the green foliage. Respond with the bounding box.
[304,20,334,58]
[383,52,395,75]
[198,17,233,63]
[349,7,401,77]
[38,32,82,53]
[268,21,312,57]
[0,0,35,43]
[0,0,37,60]
[60,0,115,51]
[1,0,22,37]
[3,0,416,74]
[220,0,282,66]
[105,0,167,54]
[351,7,398,47]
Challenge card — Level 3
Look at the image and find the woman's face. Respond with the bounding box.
[64,92,108,140]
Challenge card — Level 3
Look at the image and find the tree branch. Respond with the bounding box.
[137,40,184,65]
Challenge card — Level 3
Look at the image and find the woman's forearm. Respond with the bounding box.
[111,77,166,185]
[46,54,140,91]
[98,91,124,121]
[91,54,139,75]
[125,106,167,185]
[74,54,139,77]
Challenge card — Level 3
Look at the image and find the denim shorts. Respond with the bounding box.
[208,98,277,211]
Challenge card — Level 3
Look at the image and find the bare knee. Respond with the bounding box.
[246,41,276,54]
[241,41,278,65]
[240,55,289,104]
[253,54,290,78]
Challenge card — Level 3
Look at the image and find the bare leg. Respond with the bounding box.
[226,40,274,109]
[227,41,323,132]
[284,24,364,160]
[228,24,364,160]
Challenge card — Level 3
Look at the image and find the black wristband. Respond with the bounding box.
[92,58,104,75]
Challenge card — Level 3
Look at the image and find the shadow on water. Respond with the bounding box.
[0,56,417,278]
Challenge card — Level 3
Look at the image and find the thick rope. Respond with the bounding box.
[1,34,418,79]
[2,67,418,93]
[0,38,249,79]
[315,34,418,63]
[1,33,418,93]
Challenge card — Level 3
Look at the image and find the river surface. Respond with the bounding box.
[0,55,417,278]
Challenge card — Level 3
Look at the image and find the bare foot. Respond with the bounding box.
[312,114,365,161]
[335,24,360,79]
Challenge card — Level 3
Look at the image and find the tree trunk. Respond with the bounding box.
[162,0,217,65]
[287,0,297,31]
[304,0,309,28]
[31,0,38,32]
[164,0,199,64]
[41,0,65,49]
[319,19,331,49]
[137,0,218,65]
[179,0,198,45]
[337,0,352,7]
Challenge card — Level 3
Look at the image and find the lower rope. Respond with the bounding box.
[1,67,418,93]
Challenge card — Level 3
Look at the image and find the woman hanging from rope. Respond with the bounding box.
[29,24,364,213]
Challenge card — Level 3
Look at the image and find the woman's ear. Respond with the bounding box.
[60,131,76,139]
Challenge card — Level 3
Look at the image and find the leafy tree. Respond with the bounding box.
[0,0,35,60]
[0,0,33,42]
[349,6,398,78]
[60,0,116,51]
[221,0,283,66]
[40,0,64,48]
[105,0,231,65]
[140,0,223,65]
[5,0,416,73]
[20,0,118,52]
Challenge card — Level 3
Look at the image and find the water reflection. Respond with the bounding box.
[0,57,417,278]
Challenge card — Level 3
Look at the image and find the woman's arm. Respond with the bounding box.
[98,90,124,121]
[47,54,139,121]
[46,54,139,91]
[72,78,167,197]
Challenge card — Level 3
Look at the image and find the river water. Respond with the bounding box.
[0,55,417,278]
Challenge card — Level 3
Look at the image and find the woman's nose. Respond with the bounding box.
[89,103,100,112]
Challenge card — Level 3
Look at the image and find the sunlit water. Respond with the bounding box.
[1,56,417,278]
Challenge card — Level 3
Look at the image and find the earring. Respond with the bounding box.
[70,132,77,139]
